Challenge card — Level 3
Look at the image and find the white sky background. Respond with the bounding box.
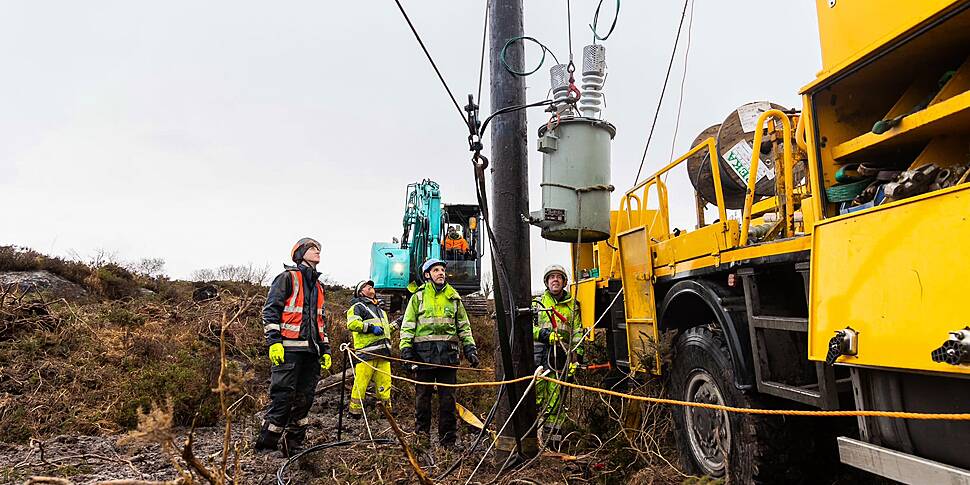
[0,1,820,289]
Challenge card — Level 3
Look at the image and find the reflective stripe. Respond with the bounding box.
[401,320,417,331]
[360,341,391,353]
[264,323,281,332]
[281,323,301,333]
[321,335,330,343]
[413,335,459,343]
[293,417,310,427]
[458,330,473,339]
[282,340,309,348]
[418,317,455,325]
[283,305,303,313]
[265,421,284,433]
[288,272,301,307]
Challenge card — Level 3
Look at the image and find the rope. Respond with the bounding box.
[540,182,615,194]
[465,368,545,485]
[540,375,970,420]
[346,347,531,389]
[344,348,377,445]
[356,348,492,373]
[342,336,970,421]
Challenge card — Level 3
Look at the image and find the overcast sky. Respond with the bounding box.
[1,1,820,288]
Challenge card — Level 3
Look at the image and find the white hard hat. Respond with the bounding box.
[543,264,568,286]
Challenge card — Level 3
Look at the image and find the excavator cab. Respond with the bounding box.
[441,204,482,294]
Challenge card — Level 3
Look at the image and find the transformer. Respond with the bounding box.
[531,45,616,243]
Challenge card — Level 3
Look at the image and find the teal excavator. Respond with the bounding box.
[369,179,483,311]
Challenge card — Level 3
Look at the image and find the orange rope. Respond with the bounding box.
[542,375,970,420]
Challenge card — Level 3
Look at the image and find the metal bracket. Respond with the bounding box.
[931,326,970,366]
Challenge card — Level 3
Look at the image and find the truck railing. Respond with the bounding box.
[740,109,795,245]
[622,136,727,238]
[623,110,799,249]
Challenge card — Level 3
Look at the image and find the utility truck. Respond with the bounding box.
[570,1,970,482]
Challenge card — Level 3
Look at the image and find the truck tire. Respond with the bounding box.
[670,325,795,483]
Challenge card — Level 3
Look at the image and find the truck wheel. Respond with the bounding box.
[670,325,791,483]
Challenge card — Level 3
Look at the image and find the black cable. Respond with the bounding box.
[590,0,621,43]
[667,0,694,163]
[391,0,467,126]
[567,0,574,64]
[633,0,691,184]
[479,99,554,136]
[477,0,491,103]
[276,438,395,485]
[500,36,560,77]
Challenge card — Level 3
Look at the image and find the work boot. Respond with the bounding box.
[281,435,305,457]
[282,427,308,457]
[440,439,460,452]
[254,421,283,452]
[439,431,458,451]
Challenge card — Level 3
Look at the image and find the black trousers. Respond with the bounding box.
[415,368,458,443]
[265,351,320,444]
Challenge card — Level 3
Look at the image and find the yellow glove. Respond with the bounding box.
[320,353,332,370]
[568,362,578,377]
[548,331,561,344]
[269,343,284,366]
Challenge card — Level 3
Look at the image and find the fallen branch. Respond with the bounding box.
[379,403,433,485]
[182,428,218,484]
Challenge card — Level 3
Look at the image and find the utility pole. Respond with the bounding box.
[488,0,539,462]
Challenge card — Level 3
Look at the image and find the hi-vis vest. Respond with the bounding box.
[400,283,475,350]
[346,298,392,356]
[280,270,328,346]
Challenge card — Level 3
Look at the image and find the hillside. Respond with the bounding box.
[0,246,685,484]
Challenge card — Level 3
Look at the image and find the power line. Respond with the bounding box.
[667,0,695,163]
[633,0,691,184]
[477,0,491,103]
[391,0,467,127]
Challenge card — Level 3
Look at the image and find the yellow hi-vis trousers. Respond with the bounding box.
[350,359,391,415]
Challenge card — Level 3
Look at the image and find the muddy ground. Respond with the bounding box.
[0,369,609,485]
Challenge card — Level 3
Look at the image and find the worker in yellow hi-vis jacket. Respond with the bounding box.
[346,279,394,418]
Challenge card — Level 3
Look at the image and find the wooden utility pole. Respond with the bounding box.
[488,0,539,463]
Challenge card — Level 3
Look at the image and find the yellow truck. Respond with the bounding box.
[573,1,970,482]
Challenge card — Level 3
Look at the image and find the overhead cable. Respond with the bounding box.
[633,0,691,184]
[391,0,468,127]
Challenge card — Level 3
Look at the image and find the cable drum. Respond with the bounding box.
[687,102,786,209]
[687,124,743,209]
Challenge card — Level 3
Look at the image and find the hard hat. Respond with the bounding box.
[543,264,569,286]
[354,279,375,297]
[422,258,447,274]
[291,237,321,263]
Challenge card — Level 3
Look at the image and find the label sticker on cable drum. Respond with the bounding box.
[737,101,772,132]
[723,140,774,187]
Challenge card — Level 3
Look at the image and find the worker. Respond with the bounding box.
[443,225,470,257]
[532,264,585,447]
[346,279,393,418]
[400,258,479,449]
[255,237,332,456]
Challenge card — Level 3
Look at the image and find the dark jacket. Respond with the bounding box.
[262,263,331,356]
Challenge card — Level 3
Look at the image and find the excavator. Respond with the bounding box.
[369,179,485,312]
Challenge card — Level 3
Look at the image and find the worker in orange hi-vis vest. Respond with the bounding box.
[443,225,469,256]
[255,237,332,457]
